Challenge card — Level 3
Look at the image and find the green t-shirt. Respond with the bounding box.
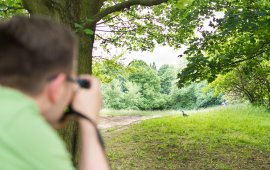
[0,86,75,170]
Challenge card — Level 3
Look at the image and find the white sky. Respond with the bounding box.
[122,45,187,68]
[93,45,187,68]
[94,45,186,68]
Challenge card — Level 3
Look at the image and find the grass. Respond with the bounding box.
[103,105,270,170]
[101,109,180,116]
[101,105,231,116]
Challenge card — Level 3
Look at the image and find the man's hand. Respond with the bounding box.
[71,75,110,170]
[71,75,102,125]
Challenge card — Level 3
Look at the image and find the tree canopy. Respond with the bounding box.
[175,0,270,87]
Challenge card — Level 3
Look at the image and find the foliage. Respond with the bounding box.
[208,61,270,107]
[120,81,143,110]
[127,60,162,110]
[169,81,223,109]
[102,79,124,109]
[158,64,176,94]
[174,0,270,87]
[101,60,222,110]
[149,62,157,70]
[0,0,26,19]
[95,0,195,51]
[102,79,143,110]
[93,53,126,83]
[104,105,270,169]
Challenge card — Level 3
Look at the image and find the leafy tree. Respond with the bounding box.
[127,60,161,110]
[208,61,270,107]
[93,53,126,83]
[158,64,176,94]
[174,0,270,87]
[101,61,223,110]
[169,81,223,109]
[149,62,157,70]
[195,81,223,108]
[121,82,143,110]
[127,60,160,92]
[169,83,197,109]
[103,80,143,110]
[102,79,124,109]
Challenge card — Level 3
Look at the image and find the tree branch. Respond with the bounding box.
[230,42,270,66]
[96,29,137,33]
[96,15,118,25]
[97,17,148,28]
[95,34,109,41]
[93,55,111,61]
[92,0,168,24]
[96,31,126,44]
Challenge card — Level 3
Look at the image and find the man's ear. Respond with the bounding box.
[47,74,66,104]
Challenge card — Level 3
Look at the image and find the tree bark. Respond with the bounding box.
[78,29,95,74]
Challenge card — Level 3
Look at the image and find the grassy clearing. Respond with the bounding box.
[103,105,270,170]
[101,109,180,116]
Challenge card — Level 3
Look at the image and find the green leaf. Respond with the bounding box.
[83,28,93,35]
[176,0,193,9]
[74,23,83,29]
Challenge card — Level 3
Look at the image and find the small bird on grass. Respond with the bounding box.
[182,111,189,117]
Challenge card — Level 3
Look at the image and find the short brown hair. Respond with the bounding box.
[0,16,77,95]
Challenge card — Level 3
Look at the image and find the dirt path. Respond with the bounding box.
[98,115,162,129]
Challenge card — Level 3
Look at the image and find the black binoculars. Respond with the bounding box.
[77,79,91,89]
[61,78,91,121]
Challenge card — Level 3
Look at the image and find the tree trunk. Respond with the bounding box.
[78,29,96,74]
[22,0,100,166]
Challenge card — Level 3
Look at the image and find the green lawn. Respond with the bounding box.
[103,105,270,170]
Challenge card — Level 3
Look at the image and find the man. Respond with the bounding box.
[0,16,109,170]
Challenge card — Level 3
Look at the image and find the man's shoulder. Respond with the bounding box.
[0,87,74,170]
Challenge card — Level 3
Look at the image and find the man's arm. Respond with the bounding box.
[79,120,109,170]
[72,75,110,170]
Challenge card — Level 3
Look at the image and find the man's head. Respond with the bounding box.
[0,16,78,126]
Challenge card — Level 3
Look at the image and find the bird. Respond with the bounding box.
[182,110,189,117]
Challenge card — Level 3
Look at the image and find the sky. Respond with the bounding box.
[93,45,187,69]
[122,45,187,68]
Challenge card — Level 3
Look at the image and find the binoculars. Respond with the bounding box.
[77,79,91,89]
[61,78,90,121]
